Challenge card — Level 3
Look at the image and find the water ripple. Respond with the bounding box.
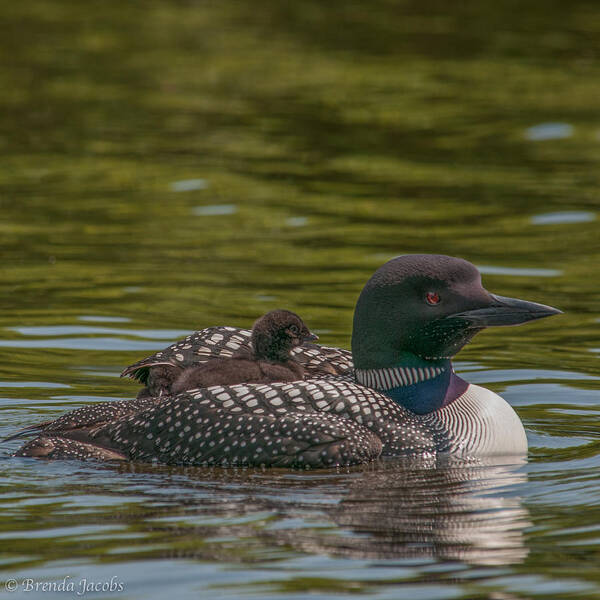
[525,122,574,141]
[531,211,596,225]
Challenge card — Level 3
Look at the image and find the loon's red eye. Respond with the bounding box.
[426,292,440,305]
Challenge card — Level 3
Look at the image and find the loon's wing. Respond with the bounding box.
[120,327,254,383]
[121,326,354,388]
[15,379,441,466]
[6,396,160,441]
[5,419,59,441]
[16,406,382,468]
[14,436,128,461]
[292,345,354,376]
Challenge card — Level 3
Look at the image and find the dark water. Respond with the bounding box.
[1,1,599,598]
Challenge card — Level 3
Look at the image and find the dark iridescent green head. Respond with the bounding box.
[351,254,561,370]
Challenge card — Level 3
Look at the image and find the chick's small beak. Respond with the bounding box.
[303,331,319,342]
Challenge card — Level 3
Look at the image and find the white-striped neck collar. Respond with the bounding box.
[355,364,447,390]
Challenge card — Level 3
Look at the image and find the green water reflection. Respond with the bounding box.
[1,1,600,599]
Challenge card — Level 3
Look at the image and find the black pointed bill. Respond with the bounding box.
[450,294,562,328]
[303,331,319,342]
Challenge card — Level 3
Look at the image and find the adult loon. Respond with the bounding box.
[14,255,561,467]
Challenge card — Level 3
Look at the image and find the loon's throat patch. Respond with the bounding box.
[355,365,467,415]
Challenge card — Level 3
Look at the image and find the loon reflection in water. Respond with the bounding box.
[109,457,530,567]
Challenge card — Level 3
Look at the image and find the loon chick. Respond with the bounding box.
[14,255,561,467]
[171,309,317,393]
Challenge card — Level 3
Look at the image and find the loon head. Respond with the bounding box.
[252,309,318,363]
[351,254,561,370]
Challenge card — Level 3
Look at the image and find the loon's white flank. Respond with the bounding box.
[433,384,528,457]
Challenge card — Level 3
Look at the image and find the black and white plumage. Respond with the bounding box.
[123,326,353,397]
[16,385,385,468]
[170,309,321,393]
[6,395,161,442]
[8,311,335,442]
[13,255,561,467]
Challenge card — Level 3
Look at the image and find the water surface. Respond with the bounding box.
[1,1,599,599]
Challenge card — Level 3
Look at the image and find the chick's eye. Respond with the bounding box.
[289,325,299,334]
[425,292,441,306]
